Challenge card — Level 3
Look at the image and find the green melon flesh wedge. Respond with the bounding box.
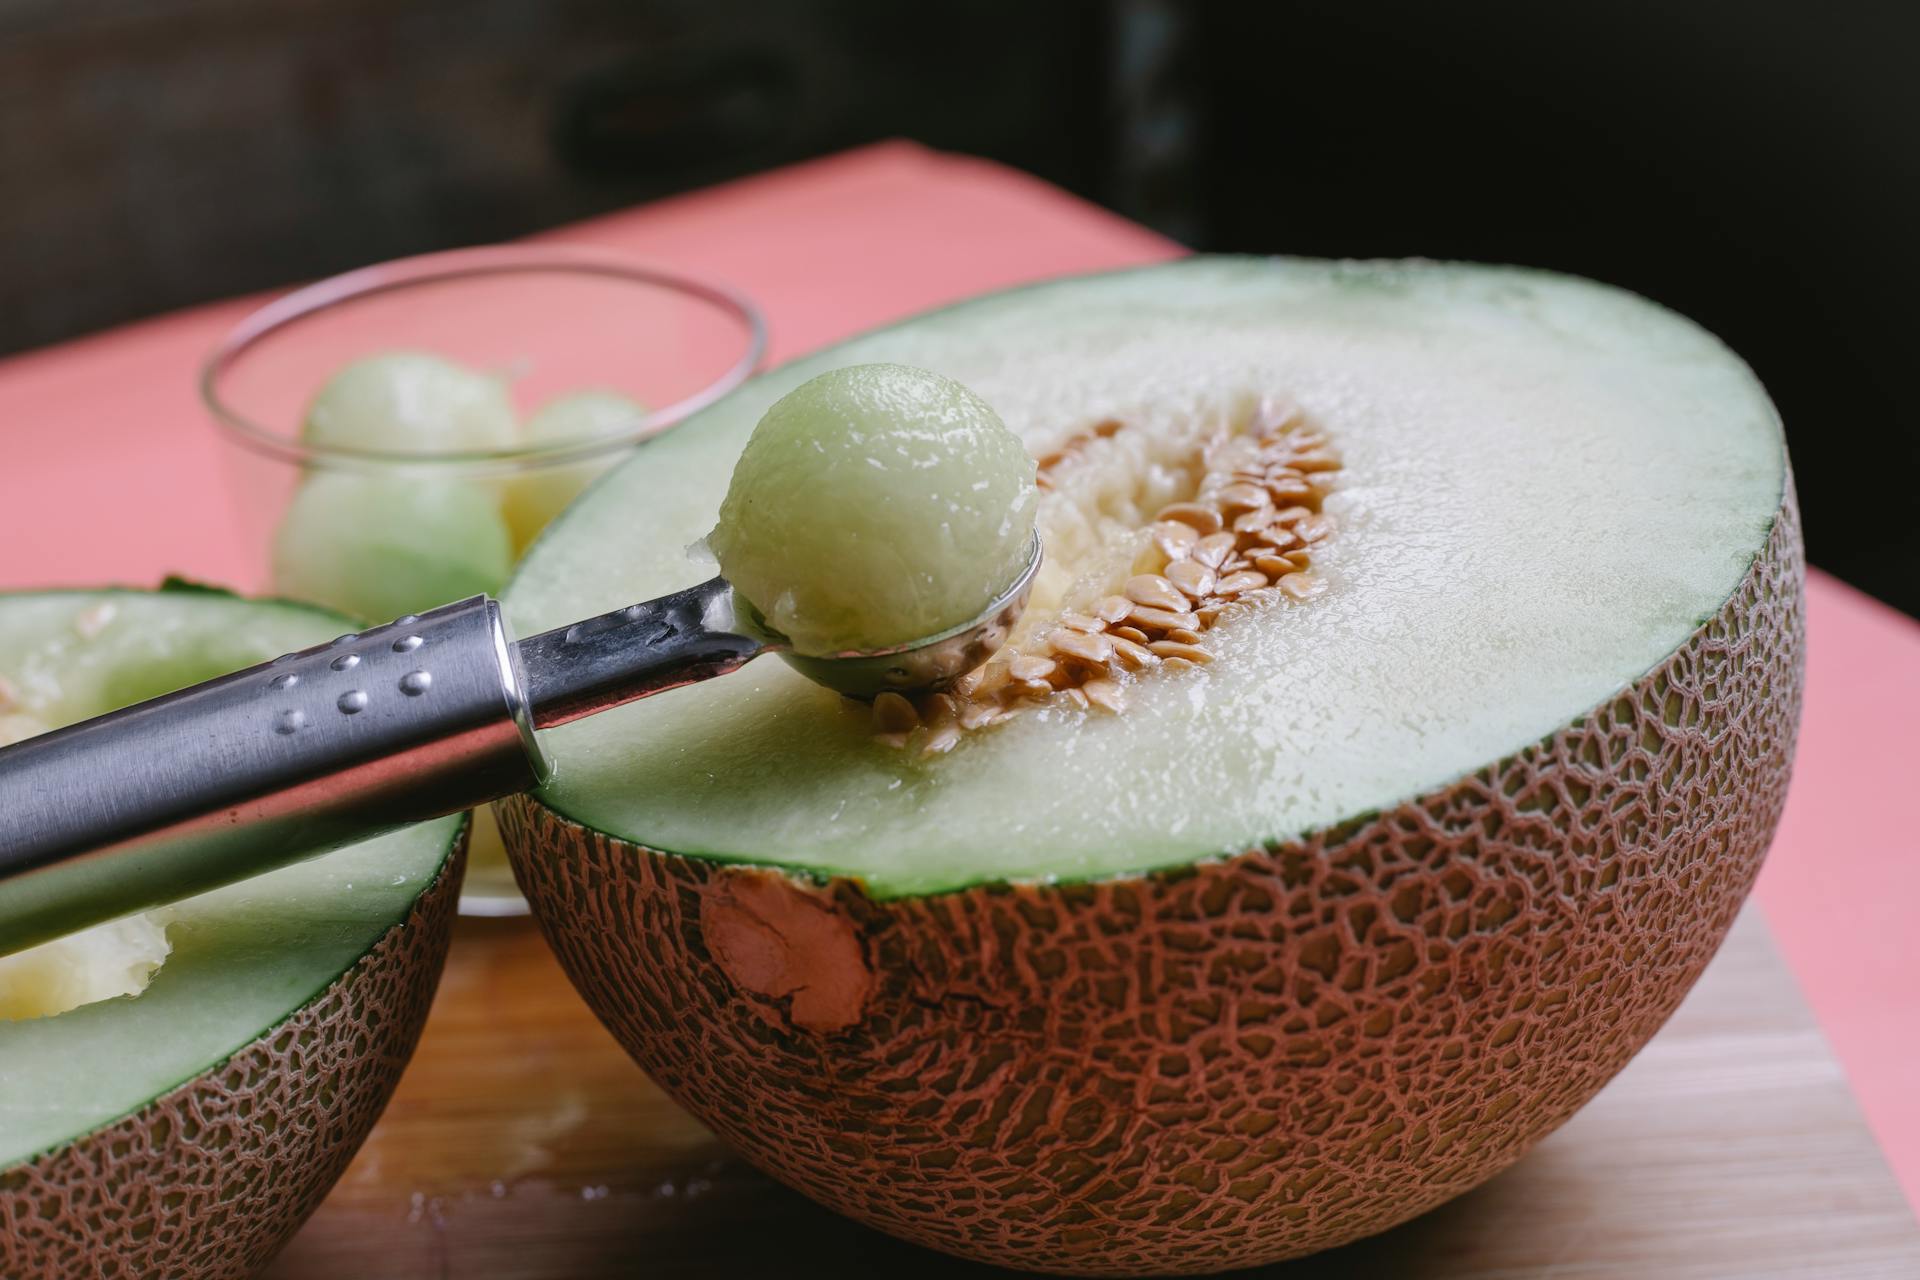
[0,588,462,1171]
[505,257,1786,898]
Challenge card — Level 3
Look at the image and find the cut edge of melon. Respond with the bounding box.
[508,254,1792,896]
[520,488,1798,901]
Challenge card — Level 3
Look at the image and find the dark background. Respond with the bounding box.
[2,0,1914,614]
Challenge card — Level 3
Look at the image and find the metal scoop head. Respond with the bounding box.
[767,533,1042,699]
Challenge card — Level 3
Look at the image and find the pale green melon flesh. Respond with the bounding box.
[0,590,461,1168]
[505,258,1787,897]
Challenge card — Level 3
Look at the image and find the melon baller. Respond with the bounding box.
[0,536,1041,955]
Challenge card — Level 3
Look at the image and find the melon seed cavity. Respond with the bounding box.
[874,397,1340,754]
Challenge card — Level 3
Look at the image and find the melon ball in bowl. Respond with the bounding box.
[202,246,766,913]
[303,352,518,456]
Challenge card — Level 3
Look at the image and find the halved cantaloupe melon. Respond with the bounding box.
[498,257,1803,1274]
[0,588,465,1280]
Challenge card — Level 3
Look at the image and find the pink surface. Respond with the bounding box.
[0,140,1914,1205]
[1755,574,1920,1205]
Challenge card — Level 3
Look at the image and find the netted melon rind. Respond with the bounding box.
[0,841,464,1280]
[502,493,1803,1276]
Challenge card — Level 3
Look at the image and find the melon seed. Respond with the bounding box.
[1165,561,1216,599]
[1008,654,1059,684]
[1125,574,1189,613]
[920,693,960,730]
[1082,679,1126,713]
[1296,514,1336,544]
[1108,635,1158,670]
[1157,503,1223,535]
[1128,604,1202,633]
[1279,572,1329,601]
[1193,533,1238,569]
[1048,629,1115,667]
[1149,641,1212,664]
[1216,483,1268,514]
[1152,521,1201,560]
[872,692,920,734]
[1232,508,1276,534]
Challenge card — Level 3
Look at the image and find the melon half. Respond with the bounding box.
[498,258,1803,1274]
[0,588,465,1280]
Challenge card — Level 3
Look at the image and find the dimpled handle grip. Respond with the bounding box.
[0,596,546,954]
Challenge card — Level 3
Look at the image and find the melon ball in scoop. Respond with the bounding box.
[708,363,1037,656]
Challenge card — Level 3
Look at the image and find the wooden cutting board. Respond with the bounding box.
[266,904,1920,1279]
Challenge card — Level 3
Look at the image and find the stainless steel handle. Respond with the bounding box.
[0,596,547,953]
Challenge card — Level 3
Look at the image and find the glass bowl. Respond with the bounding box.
[202,245,767,912]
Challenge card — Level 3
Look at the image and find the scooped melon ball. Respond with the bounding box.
[0,713,173,1021]
[304,352,517,456]
[0,914,172,1022]
[271,471,513,622]
[708,363,1037,656]
[502,389,646,554]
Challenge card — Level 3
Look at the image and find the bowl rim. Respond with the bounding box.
[200,243,769,472]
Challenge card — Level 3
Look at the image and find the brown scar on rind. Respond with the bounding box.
[700,871,875,1033]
